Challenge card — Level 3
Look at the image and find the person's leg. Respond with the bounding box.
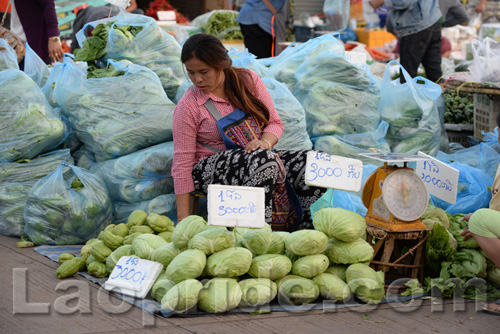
[239,23,273,58]
[399,26,433,81]
[192,148,279,223]
[420,21,443,83]
[468,208,500,313]
[276,150,327,228]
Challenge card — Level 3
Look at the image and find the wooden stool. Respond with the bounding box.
[366,226,429,292]
[189,193,205,216]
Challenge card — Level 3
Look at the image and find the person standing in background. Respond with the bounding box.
[440,0,469,27]
[10,0,63,63]
[237,0,293,58]
[369,0,443,83]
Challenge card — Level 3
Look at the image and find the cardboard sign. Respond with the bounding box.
[104,256,163,299]
[103,0,130,9]
[416,152,459,204]
[305,151,364,192]
[344,51,367,66]
[207,184,265,228]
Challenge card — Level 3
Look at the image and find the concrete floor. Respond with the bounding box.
[1,233,499,334]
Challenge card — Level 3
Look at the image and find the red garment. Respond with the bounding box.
[1,0,11,12]
[15,0,59,61]
[172,69,284,194]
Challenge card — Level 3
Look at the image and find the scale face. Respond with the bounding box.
[382,169,429,222]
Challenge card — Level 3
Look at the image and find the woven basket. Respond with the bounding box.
[0,26,25,63]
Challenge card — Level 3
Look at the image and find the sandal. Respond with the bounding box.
[482,300,500,316]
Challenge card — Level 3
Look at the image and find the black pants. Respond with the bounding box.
[239,23,273,59]
[399,20,443,83]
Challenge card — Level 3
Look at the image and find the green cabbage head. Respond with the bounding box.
[248,254,292,280]
[166,249,207,283]
[106,245,135,271]
[206,247,253,278]
[151,275,176,302]
[324,264,348,282]
[284,229,329,256]
[242,229,284,255]
[313,207,367,242]
[325,237,374,264]
[188,228,234,255]
[277,275,319,305]
[171,215,207,249]
[346,263,385,304]
[150,242,181,268]
[132,234,167,259]
[313,273,352,302]
[161,279,203,313]
[291,254,329,278]
[198,278,242,313]
[239,278,278,307]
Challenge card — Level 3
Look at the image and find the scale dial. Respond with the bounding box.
[382,169,428,222]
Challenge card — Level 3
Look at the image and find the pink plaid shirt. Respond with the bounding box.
[172,69,284,194]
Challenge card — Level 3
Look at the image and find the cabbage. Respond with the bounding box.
[188,228,234,255]
[247,254,292,280]
[242,229,284,255]
[448,214,479,249]
[448,248,487,279]
[105,245,134,271]
[313,273,352,302]
[325,238,374,264]
[487,267,500,287]
[150,242,181,267]
[274,231,290,242]
[131,234,167,259]
[313,207,367,242]
[277,275,319,306]
[291,254,329,278]
[425,223,458,278]
[161,279,203,313]
[324,265,348,282]
[346,263,385,304]
[239,278,278,307]
[421,206,450,229]
[206,247,253,278]
[284,230,329,256]
[166,249,207,283]
[151,275,176,302]
[198,278,242,313]
[171,215,207,249]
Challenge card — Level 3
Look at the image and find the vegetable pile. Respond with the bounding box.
[203,11,243,41]
[443,89,474,125]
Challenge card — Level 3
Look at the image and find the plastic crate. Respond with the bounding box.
[294,25,315,42]
[445,123,474,147]
[473,94,500,140]
[354,28,396,47]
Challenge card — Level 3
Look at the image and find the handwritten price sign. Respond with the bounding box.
[416,152,459,204]
[305,151,364,192]
[104,256,163,299]
[207,184,265,228]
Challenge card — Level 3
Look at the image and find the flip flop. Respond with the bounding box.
[482,300,500,316]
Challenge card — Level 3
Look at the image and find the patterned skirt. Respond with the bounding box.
[192,148,326,230]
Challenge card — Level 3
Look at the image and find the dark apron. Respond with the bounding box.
[202,98,303,231]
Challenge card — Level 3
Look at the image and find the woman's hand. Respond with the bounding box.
[476,0,487,13]
[463,213,473,222]
[244,138,270,154]
[460,226,473,241]
[48,39,63,63]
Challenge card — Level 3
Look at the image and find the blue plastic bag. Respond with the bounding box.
[23,43,50,87]
[379,61,443,156]
[323,0,350,31]
[24,162,113,245]
[0,38,18,71]
[434,162,493,215]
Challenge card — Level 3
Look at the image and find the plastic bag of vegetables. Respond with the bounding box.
[379,61,443,156]
[74,13,184,100]
[91,142,174,203]
[191,10,243,41]
[0,150,74,237]
[23,43,50,87]
[0,69,67,163]
[24,162,113,245]
[53,59,175,162]
[0,38,18,71]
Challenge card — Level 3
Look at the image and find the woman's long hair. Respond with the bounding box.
[181,33,270,125]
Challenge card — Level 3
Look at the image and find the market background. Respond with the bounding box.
[1,0,500,329]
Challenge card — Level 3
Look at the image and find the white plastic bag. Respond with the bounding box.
[469,37,500,83]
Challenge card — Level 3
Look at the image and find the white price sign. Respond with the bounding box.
[207,184,265,228]
[305,151,364,192]
[104,256,163,299]
[416,151,459,204]
[104,0,130,9]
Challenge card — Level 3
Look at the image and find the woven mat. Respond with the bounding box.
[34,245,425,318]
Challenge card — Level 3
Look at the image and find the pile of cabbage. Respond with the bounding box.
[423,206,500,299]
[61,207,386,314]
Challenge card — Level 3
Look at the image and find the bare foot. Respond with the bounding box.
[484,302,500,313]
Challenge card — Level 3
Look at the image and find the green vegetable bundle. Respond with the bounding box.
[0,150,74,237]
[0,70,66,163]
[203,11,243,40]
[443,89,474,125]
[24,163,113,245]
